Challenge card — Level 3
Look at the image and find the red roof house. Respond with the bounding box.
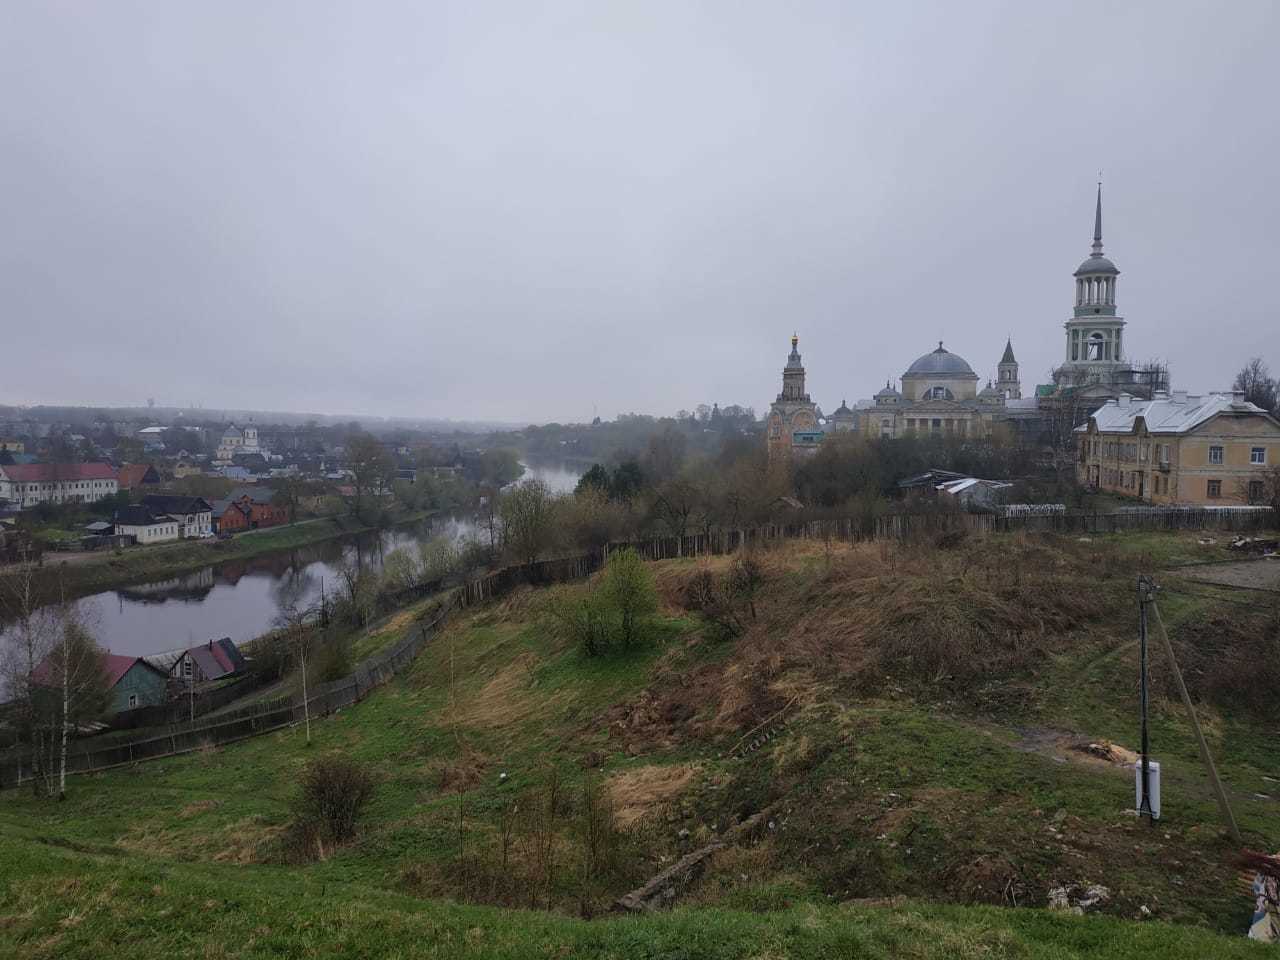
[116,463,161,490]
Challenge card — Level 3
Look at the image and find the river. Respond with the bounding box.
[2,459,583,659]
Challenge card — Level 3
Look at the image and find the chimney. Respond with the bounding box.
[1152,389,1169,400]
[1119,394,1132,408]
[1172,390,1188,404]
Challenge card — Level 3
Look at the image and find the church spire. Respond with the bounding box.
[1091,181,1104,257]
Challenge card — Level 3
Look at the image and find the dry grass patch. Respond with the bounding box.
[178,799,223,819]
[118,815,281,865]
[606,763,698,828]
[446,652,551,730]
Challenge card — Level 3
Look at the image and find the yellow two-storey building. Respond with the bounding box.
[1076,391,1280,505]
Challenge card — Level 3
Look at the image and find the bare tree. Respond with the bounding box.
[500,480,555,566]
[274,599,317,746]
[345,431,395,520]
[1,564,109,798]
[651,477,698,540]
[1234,357,1279,414]
[476,485,502,558]
[1,556,60,795]
[49,615,111,798]
[1235,464,1280,510]
[1039,381,1098,487]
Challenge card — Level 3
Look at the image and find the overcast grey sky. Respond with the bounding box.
[2,2,1277,423]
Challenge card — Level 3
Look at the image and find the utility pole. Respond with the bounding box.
[1136,576,1155,823]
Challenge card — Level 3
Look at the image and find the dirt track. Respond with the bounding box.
[1184,558,1280,592]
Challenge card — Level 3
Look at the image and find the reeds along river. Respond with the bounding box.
[0,460,583,659]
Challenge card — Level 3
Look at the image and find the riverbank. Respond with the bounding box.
[0,510,436,600]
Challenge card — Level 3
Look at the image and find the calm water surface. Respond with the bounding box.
[4,460,583,658]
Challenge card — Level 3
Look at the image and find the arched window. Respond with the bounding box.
[1086,332,1105,361]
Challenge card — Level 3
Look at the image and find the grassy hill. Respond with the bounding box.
[2,530,1277,957]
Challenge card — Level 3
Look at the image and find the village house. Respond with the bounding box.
[32,651,168,714]
[0,462,118,510]
[113,505,182,544]
[211,487,288,533]
[169,638,247,684]
[140,495,214,538]
[116,463,162,490]
[1076,391,1280,505]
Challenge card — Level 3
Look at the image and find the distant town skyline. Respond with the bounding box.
[3,2,1277,423]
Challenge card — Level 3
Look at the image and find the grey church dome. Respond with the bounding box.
[1075,255,1118,276]
[904,343,977,379]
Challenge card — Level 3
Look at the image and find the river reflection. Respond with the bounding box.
[2,460,583,659]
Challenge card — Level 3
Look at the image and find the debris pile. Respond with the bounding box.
[1229,537,1279,555]
[1048,883,1111,915]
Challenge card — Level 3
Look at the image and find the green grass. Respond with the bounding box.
[1,831,1271,959]
[2,531,1278,957]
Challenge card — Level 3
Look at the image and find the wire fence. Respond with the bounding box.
[2,503,1274,789]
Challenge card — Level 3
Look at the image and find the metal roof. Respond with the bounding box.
[903,344,978,379]
[1078,392,1275,435]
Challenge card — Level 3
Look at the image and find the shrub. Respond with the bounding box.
[247,635,289,683]
[287,757,376,858]
[684,568,745,640]
[683,556,765,640]
[314,636,354,683]
[599,548,657,647]
[546,586,613,656]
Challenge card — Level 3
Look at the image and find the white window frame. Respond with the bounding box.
[1251,447,1267,465]
[1208,445,1224,465]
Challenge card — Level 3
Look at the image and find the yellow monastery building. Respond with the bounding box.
[1076,392,1280,505]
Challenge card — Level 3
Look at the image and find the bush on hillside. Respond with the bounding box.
[313,636,354,683]
[544,548,659,656]
[284,757,376,861]
[599,548,658,647]
[683,556,766,640]
[546,585,613,657]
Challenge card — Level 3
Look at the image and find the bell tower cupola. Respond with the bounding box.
[779,333,810,402]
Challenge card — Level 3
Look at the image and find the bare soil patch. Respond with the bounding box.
[1185,559,1280,593]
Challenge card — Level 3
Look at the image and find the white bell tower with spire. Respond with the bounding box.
[1060,183,1126,381]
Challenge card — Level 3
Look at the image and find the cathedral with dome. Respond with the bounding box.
[765,185,1162,460]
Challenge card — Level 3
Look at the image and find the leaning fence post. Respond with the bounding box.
[1148,592,1242,844]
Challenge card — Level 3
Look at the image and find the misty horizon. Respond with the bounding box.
[4,2,1277,422]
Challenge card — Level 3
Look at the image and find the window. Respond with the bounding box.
[1249,480,1265,504]
[1252,447,1267,465]
[1208,445,1224,465]
[1086,332,1105,361]
[127,694,138,709]
[1207,479,1222,499]
[183,658,192,678]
